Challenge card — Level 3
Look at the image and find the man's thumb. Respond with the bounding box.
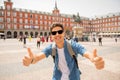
[93,49,97,57]
[27,48,33,58]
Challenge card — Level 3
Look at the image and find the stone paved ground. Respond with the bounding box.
[0,38,120,80]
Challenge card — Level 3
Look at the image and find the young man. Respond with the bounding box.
[23,23,104,80]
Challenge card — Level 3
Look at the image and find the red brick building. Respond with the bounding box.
[90,14,120,37]
[0,0,78,38]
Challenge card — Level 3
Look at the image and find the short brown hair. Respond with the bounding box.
[50,23,64,32]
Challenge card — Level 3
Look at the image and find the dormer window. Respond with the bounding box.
[7,5,10,10]
[30,14,33,18]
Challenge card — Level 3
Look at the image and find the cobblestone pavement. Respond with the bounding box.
[0,38,120,80]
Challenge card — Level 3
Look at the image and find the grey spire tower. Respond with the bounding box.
[54,0,58,10]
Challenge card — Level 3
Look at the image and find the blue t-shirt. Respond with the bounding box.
[42,39,86,80]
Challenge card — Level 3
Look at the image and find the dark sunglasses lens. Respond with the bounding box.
[51,31,57,35]
[58,30,63,34]
[51,30,63,35]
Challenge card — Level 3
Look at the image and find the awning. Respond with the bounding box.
[0,33,5,35]
[98,32,120,35]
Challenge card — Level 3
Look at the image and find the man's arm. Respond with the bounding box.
[31,53,46,64]
[83,49,105,70]
[23,48,46,66]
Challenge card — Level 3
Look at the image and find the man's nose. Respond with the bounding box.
[56,32,59,35]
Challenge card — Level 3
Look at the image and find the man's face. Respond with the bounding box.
[51,26,64,43]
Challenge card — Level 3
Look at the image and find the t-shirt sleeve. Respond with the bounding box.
[41,44,52,57]
[71,40,87,56]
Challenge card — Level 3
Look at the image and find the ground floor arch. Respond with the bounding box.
[4,30,50,38]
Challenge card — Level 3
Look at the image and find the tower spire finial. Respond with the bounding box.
[54,0,58,10]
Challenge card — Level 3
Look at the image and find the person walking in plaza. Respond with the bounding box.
[23,35,27,48]
[115,36,117,43]
[3,36,6,41]
[41,36,45,44]
[23,23,104,80]
[98,36,102,46]
[36,35,41,48]
[28,35,32,42]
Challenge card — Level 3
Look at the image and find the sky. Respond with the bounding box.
[0,0,120,18]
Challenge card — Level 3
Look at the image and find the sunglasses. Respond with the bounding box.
[51,30,63,35]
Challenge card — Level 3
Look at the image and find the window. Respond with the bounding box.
[40,26,43,30]
[19,19,23,24]
[7,24,11,29]
[30,14,33,18]
[118,17,120,20]
[7,18,11,23]
[66,23,69,27]
[0,24,4,29]
[14,24,17,29]
[44,16,47,20]
[118,22,120,25]
[48,21,52,25]
[25,19,28,24]
[115,22,117,26]
[30,20,33,24]
[7,5,10,10]
[0,11,4,16]
[106,19,108,22]
[13,12,17,17]
[40,21,42,24]
[44,27,47,30]
[20,13,23,17]
[35,20,38,24]
[19,25,23,29]
[52,17,55,20]
[66,18,69,22]
[44,21,47,25]
[48,16,51,20]
[7,12,10,16]
[40,15,42,19]
[0,18,3,22]
[25,13,28,18]
[13,18,17,23]
[112,18,114,21]
[35,14,38,19]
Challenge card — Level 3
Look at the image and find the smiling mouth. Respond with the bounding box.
[55,36,61,40]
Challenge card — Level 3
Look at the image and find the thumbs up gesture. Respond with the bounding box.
[90,49,104,70]
[23,48,35,66]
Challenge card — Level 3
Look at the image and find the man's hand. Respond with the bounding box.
[23,48,34,66]
[90,49,105,70]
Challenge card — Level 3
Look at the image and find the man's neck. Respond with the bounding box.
[56,41,64,49]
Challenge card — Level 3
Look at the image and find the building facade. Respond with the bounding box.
[0,0,78,38]
[90,13,120,37]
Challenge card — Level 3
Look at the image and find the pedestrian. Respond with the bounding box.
[19,35,22,42]
[93,37,96,42]
[98,36,102,46]
[28,35,32,42]
[115,37,117,43]
[3,36,6,41]
[73,35,78,42]
[36,35,41,48]
[23,23,104,80]
[41,36,45,44]
[23,35,27,48]
[46,36,49,42]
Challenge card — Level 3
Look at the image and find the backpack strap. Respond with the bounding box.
[51,40,79,68]
[66,40,79,68]
[66,40,75,58]
[52,43,56,63]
